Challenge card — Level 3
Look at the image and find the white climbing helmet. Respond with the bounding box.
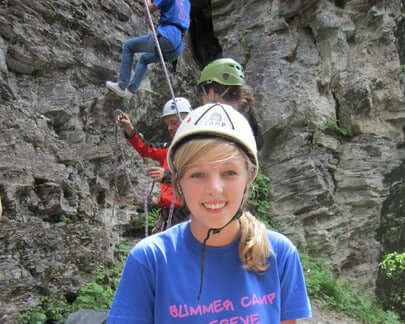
[168,102,258,177]
[162,97,192,118]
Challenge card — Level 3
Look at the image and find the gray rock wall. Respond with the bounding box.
[0,1,198,322]
[0,0,403,322]
[211,0,404,290]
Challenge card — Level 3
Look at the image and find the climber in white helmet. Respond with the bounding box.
[116,97,192,233]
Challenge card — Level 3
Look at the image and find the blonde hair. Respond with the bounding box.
[172,138,271,272]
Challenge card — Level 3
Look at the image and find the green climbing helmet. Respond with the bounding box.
[197,58,246,87]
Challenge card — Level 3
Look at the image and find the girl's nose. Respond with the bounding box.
[208,174,223,195]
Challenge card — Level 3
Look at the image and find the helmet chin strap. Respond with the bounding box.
[219,87,230,99]
[200,84,229,103]
[197,207,243,299]
[200,85,210,102]
[196,187,248,300]
[175,161,253,300]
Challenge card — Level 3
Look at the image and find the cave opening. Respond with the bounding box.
[334,0,346,9]
[189,0,222,68]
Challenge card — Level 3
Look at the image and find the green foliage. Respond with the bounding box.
[400,65,405,72]
[378,252,405,319]
[19,288,72,324]
[115,243,131,261]
[19,309,47,324]
[301,253,403,324]
[73,244,130,310]
[325,118,349,137]
[144,207,161,231]
[19,244,130,323]
[380,252,405,279]
[122,207,161,237]
[136,207,160,233]
[377,163,405,320]
[60,214,71,223]
[73,281,114,310]
[39,294,71,322]
[248,172,274,228]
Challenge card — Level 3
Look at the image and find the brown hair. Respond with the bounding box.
[200,83,255,113]
[199,83,263,149]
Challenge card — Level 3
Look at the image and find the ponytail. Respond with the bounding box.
[239,211,270,272]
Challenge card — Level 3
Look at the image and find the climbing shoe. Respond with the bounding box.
[106,81,134,99]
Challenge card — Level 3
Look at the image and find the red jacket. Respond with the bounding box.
[128,133,181,208]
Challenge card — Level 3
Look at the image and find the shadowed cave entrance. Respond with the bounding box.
[189,0,222,68]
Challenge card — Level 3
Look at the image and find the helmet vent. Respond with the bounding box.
[194,103,235,130]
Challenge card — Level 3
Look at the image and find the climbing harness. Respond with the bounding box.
[143,0,183,122]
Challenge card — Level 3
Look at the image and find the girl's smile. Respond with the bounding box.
[202,200,227,213]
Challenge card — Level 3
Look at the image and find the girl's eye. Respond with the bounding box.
[190,172,204,178]
[223,170,237,176]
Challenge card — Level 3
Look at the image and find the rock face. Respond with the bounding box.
[65,309,108,324]
[209,0,404,289]
[0,0,403,323]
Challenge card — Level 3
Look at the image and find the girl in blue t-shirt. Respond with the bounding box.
[106,0,190,98]
[108,103,312,324]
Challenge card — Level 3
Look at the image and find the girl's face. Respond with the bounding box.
[180,149,249,233]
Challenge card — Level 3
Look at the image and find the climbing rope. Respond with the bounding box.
[111,117,120,221]
[142,0,183,122]
[144,170,150,237]
[111,2,188,234]
[142,0,188,229]
[166,191,176,228]
[112,109,153,237]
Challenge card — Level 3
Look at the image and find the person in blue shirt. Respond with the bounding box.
[108,103,312,324]
[106,0,190,98]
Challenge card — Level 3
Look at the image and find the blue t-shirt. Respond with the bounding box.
[154,0,190,54]
[107,221,312,324]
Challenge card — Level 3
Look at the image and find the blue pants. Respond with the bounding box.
[118,34,178,93]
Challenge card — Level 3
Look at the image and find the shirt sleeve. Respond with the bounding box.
[277,239,312,321]
[107,248,155,324]
[152,0,166,10]
[128,133,167,165]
